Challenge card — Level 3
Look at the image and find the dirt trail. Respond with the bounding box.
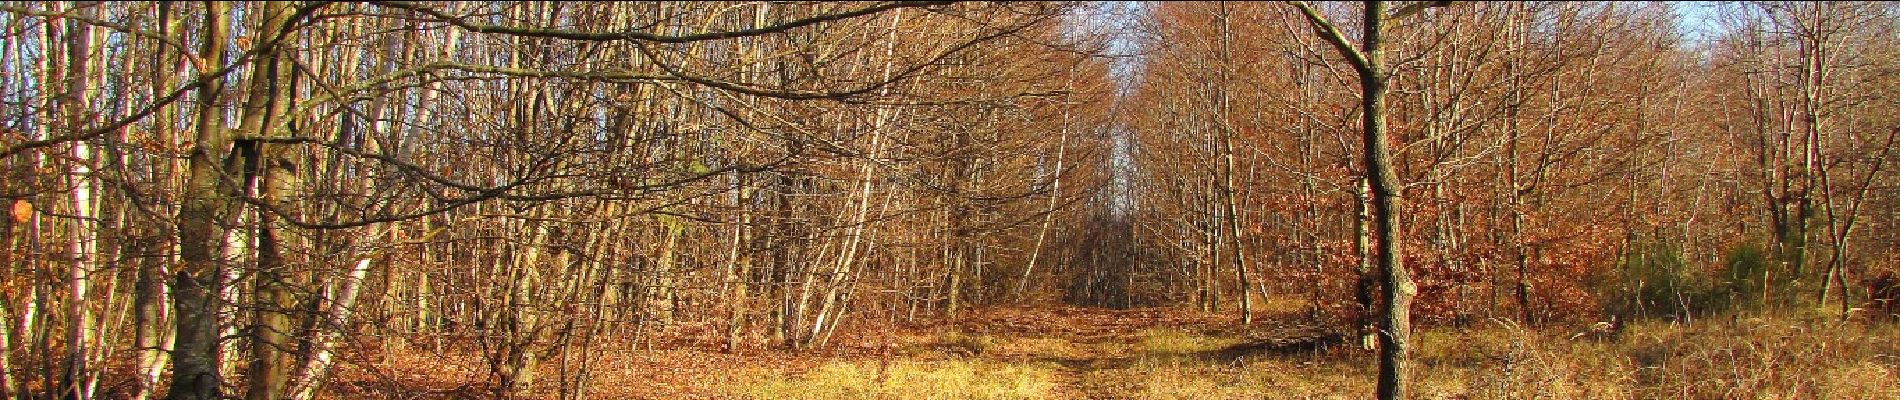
[952,306,1189,397]
[941,305,1339,398]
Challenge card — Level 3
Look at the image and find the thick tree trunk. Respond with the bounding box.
[244,4,302,399]
[170,3,234,399]
[498,223,549,398]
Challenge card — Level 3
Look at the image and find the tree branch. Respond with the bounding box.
[370,1,953,43]
[1389,1,1454,21]
[0,53,257,160]
[1289,1,1374,76]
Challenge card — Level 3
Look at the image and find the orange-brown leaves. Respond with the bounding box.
[9,200,29,223]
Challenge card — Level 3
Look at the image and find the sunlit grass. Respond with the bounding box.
[1086,356,1370,400]
[737,359,1061,400]
[1076,318,1893,399]
[350,310,1900,399]
[1134,328,1242,355]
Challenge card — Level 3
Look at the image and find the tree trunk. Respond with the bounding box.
[1357,3,1415,397]
[133,5,183,400]
[1215,1,1254,325]
[1294,1,1420,397]
[59,6,98,398]
[170,3,235,399]
[1353,178,1375,347]
[724,177,751,353]
[285,259,373,400]
[244,3,302,399]
[1019,70,1074,300]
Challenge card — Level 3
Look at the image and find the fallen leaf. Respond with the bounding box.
[10,200,29,223]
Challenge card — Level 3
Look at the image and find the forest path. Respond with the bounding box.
[327,303,1351,399]
[949,306,1191,397]
[935,304,1347,398]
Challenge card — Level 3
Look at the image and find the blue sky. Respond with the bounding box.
[1671,1,1725,44]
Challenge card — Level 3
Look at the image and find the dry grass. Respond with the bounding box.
[1618,314,1900,399]
[734,359,1061,400]
[1085,313,1899,399]
[327,307,1900,399]
[1133,328,1246,355]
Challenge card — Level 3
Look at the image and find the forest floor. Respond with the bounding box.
[326,302,1900,399]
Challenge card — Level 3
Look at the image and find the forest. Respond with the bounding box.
[0,1,1896,399]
